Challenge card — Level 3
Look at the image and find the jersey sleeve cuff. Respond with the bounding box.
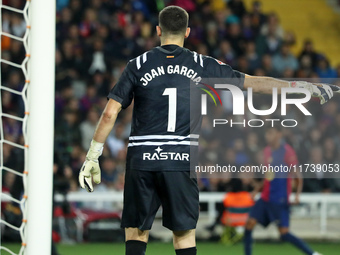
[238,72,245,90]
[107,93,125,108]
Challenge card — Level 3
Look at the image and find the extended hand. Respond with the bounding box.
[311,83,334,105]
[289,81,339,105]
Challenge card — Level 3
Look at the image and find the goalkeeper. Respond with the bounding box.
[78,6,337,255]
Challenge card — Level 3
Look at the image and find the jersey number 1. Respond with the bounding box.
[162,88,177,132]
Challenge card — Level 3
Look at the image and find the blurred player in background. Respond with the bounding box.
[78,5,335,255]
[244,124,322,255]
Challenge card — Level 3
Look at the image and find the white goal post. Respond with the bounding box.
[26,0,55,254]
[0,0,55,254]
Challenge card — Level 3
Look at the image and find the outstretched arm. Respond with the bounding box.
[243,74,337,104]
[244,74,289,94]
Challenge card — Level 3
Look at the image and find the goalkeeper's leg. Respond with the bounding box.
[125,228,149,255]
[173,229,196,255]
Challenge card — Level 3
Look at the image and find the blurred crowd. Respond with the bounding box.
[2,0,340,211]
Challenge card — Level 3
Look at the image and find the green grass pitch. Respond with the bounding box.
[2,242,340,255]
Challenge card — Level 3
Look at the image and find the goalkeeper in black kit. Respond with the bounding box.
[78,5,337,255]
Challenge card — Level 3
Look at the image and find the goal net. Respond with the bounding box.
[0,0,55,254]
[0,1,31,254]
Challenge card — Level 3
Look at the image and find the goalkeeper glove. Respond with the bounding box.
[289,81,335,105]
[79,139,103,192]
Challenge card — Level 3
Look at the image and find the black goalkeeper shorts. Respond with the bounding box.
[121,169,199,231]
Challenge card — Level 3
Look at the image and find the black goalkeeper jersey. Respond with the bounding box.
[108,45,244,171]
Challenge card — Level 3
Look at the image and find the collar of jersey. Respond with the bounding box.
[157,44,183,55]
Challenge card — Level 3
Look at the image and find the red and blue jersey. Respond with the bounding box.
[261,142,298,205]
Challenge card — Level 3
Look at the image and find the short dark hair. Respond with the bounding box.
[159,6,189,36]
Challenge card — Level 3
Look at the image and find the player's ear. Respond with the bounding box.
[156,26,162,37]
[184,27,191,38]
